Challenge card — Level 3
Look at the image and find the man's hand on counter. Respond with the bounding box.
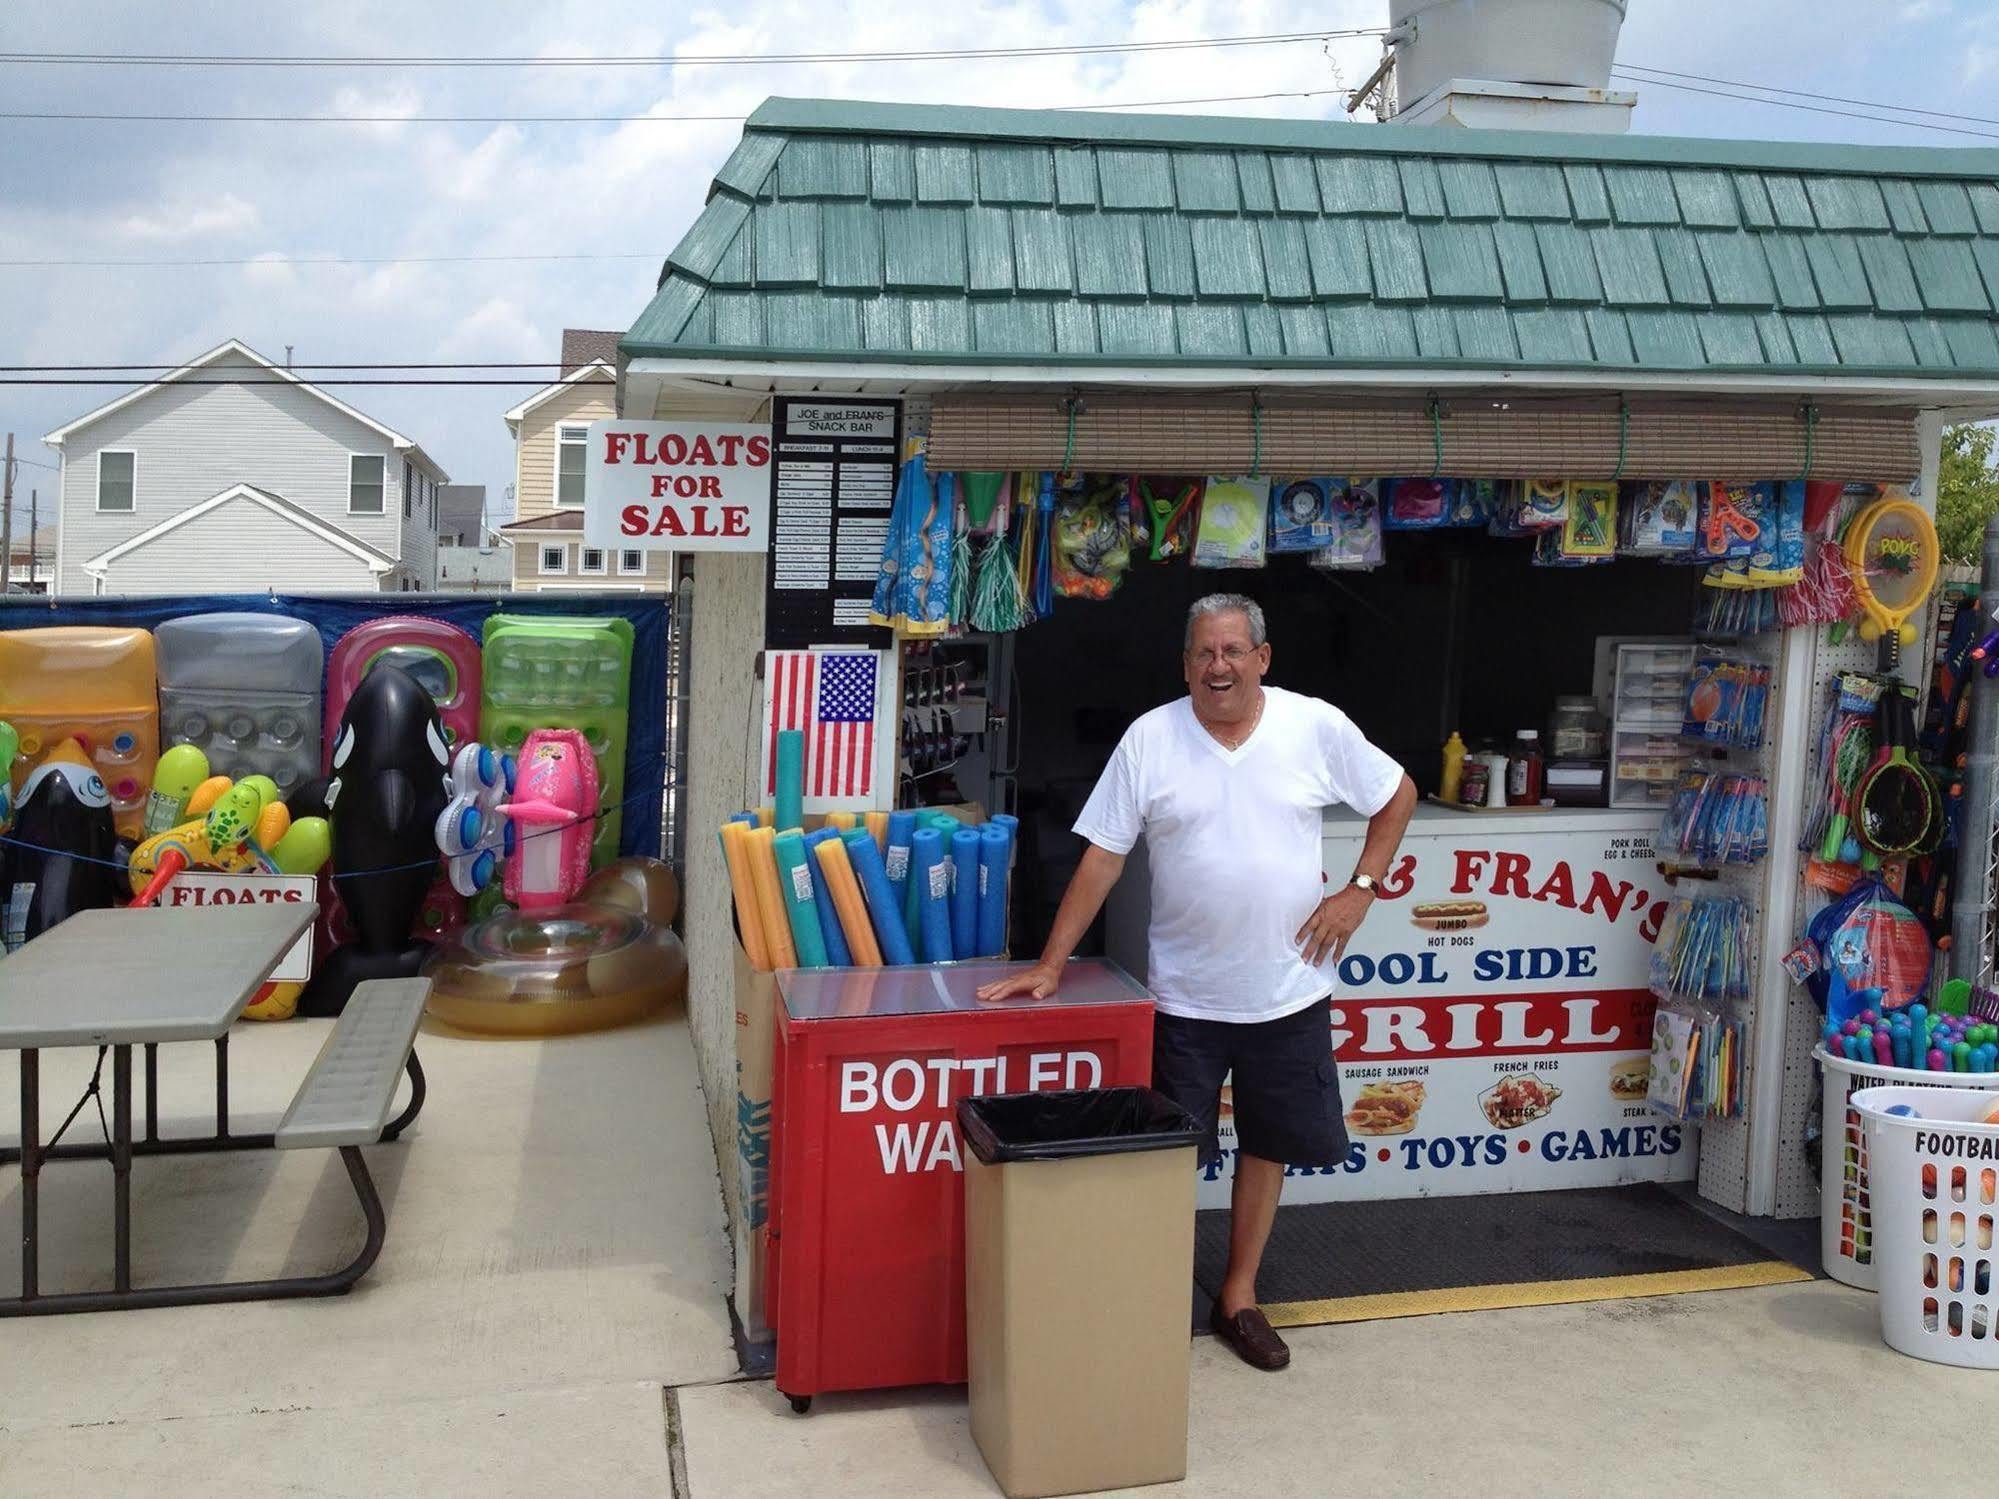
[976,961,1063,1003]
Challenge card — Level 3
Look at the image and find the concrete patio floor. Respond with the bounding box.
[2,1010,1985,1496]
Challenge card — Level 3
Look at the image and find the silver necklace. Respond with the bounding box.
[1201,689,1264,751]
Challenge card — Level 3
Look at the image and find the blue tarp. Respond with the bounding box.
[0,592,671,858]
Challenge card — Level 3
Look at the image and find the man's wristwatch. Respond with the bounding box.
[1350,874,1380,897]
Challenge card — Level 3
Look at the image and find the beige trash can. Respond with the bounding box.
[958,1087,1203,1499]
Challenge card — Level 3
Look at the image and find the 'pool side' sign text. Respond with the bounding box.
[583,419,772,551]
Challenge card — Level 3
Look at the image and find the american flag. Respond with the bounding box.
[764,649,882,801]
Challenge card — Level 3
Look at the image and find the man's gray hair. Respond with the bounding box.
[1185,593,1267,650]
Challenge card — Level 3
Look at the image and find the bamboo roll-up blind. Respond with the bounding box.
[925,394,1922,480]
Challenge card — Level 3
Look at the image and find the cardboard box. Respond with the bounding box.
[965,1143,1195,1497]
[732,941,775,1342]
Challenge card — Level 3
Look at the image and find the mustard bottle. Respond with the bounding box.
[1440,732,1466,805]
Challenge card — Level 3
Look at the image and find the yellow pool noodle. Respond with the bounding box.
[823,811,857,832]
[865,811,889,852]
[813,836,882,968]
[755,806,774,828]
[745,826,797,969]
[719,820,772,971]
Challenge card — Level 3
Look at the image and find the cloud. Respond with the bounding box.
[116,192,260,242]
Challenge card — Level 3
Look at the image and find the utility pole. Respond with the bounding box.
[28,486,38,590]
[2,432,15,597]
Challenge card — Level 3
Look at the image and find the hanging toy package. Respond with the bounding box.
[1140,476,1202,562]
[1446,479,1498,528]
[1560,481,1619,559]
[1383,477,1451,530]
[1310,479,1385,572]
[1620,480,1701,557]
[1696,480,1768,564]
[1489,478,1568,536]
[1804,877,1934,1027]
[1051,476,1133,600]
[1747,479,1806,587]
[1267,478,1338,554]
[1193,477,1269,568]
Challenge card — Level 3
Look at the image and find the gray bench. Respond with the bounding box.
[269,977,431,1298]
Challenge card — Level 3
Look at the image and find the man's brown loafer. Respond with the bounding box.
[1209,1302,1291,1371]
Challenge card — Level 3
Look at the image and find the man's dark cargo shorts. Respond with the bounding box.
[1150,996,1348,1171]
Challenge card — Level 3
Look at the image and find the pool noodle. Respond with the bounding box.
[772,829,830,968]
[755,807,773,828]
[864,811,889,851]
[814,837,882,967]
[718,820,772,970]
[823,811,857,832]
[745,826,798,969]
[775,730,805,834]
[727,812,758,829]
[991,814,1019,866]
[949,828,980,959]
[912,827,953,963]
[885,810,917,948]
[803,829,852,966]
[842,829,915,965]
[976,823,1012,957]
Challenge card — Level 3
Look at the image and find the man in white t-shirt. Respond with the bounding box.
[977,592,1415,1371]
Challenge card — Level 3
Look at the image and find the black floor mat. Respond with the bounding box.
[1194,1184,1813,1326]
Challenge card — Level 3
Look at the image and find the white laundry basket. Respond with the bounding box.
[1851,1086,1999,1369]
[1814,1049,1999,1290]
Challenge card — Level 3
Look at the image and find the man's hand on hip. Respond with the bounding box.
[1297,885,1374,967]
[976,961,1062,1003]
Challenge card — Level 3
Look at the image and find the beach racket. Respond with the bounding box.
[1818,716,1874,864]
[1844,498,1938,670]
[1856,691,1937,856]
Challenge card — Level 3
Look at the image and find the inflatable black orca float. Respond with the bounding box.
[0,742,125,949]
[298,665,450,1017]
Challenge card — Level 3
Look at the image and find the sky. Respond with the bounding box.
[1,0,1995,540]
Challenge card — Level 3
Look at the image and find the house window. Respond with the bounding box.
[403,460,413,518]
[580,547,606,575]
[97,450,136,511]
[618,548,645,575]
[539,543,568,575]
[557,425,588,508]
[350,454,386,514]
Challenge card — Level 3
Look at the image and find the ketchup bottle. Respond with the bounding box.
[1506,729,1544,806]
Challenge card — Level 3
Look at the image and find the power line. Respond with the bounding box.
[0,361,592,371]
[0,85,1344,127]
[0,250,660,268]
[0,378,583,387]
[1609,70,1999,142]
[0,29,1384,69]
[1615,62,1999,130]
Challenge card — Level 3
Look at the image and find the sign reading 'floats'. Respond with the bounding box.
[582,419,773,552]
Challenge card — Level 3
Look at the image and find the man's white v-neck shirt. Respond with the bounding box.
[1073,687,1405,1023]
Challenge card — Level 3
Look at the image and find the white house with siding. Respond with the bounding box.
[41,340,449,596]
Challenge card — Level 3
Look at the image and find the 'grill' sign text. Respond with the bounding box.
[583,419,772,552]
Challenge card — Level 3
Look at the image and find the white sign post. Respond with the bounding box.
[582,419,773,552]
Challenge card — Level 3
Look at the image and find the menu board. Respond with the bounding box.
[765,398,901,648]
[1196,814,1697,1208]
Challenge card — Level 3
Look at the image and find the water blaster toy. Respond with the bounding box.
[0,626,160,839]
[0,737,125,951]
[127,774,331,906]
[435,742,517,898]
[299,665,451,1017]
[504,729,599,911]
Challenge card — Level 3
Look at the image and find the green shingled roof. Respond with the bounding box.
[622,98,1999,381]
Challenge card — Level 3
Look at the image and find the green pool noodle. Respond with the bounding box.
[775,730,805,834]
[771,829,830,968]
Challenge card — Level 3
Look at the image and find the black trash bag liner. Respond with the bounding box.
[958,1087,1203,1164]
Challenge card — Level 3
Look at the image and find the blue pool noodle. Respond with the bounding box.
[803,828,852,967]
[843,830,915,965]
[990,814,1019,865]
[912,827,953,963]
[771,829,830,968]
[774,730,805,833]
[949,828,980,959]
[976,823,1012,957]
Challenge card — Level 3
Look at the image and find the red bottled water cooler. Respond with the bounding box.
[767,959,1155,1410]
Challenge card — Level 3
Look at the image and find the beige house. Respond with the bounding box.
[500,329,673,593]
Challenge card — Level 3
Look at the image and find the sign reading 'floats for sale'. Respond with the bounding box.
[582,419,772,552]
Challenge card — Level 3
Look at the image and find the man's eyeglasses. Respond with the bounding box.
[1189,646,1257,667]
